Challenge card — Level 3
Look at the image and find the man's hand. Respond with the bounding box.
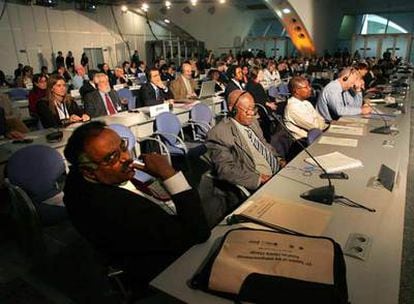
[260,174,271,184]
[137,153,176,181]
[266,102,277,111]
[361,104,372,115]
[6,130,25,140]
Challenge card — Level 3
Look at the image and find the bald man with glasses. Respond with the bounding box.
[206,90,282,191]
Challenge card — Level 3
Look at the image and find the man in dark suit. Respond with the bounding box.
[140,68,173,106]
[55,51,65,68]
[79,70,98,99]
[63,121,210,295]
[83,73,124,118]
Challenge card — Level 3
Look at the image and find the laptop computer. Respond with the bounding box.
[174,80,216,103]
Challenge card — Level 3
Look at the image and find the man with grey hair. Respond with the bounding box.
[83,73,123,117]
[206,90,282,191]
[316,67,371,121]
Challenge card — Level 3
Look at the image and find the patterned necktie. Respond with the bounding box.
[245,128,279,174]
[105,93,117,115]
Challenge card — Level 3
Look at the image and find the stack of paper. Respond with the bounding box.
[318,136,358,147]
[328,125,364,136]
[305,151,363,173]
[235,195,332,235]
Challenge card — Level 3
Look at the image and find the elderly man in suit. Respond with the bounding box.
[206,90,282,191]
[170,61,197,100]
[83,73,124,118]
[140,68,174,106]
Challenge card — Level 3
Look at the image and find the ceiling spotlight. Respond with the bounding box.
[164,18,170,24]
[219,0,225,3]
[191,0,197,6]
[121,5,128,12]
[165,1,171,8]
[282,8,291,14]
[141,2,149,12]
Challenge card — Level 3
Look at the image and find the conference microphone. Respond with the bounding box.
[366,103,393,135]
[272,114,336,205]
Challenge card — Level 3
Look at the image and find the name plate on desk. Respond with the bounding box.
[149,103,169,117]
[113,84,125,91]
[70,89,81,98]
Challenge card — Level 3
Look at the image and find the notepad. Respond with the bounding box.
[318,136,358,147]
[304,151,363,173]
[328,125,364,136]
[234,195,332,236]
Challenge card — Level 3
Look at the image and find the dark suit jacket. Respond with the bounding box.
[206,118,278,190]
[79,81,96,99]
[83,90,123,118]
[246,80,269,106]
[140,83,173,106]
[36,98,83,128]
[63,168,210,288]
[224,79,245,101]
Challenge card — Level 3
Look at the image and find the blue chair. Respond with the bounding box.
[189,103,213,141]
[117,88,136,110]
[307,128,323,145]
[8,88,28,101]
[6,145,68,226]
[154,112,207,158]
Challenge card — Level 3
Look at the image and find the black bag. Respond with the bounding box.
[189,228,348,304]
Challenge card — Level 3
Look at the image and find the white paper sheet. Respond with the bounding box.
[305,151,363,173]
[318,136,358,147]
[328,124,364,136]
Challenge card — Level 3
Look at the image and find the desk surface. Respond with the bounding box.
[151,96,411,303]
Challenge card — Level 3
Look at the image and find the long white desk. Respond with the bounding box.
[150,96,411,303]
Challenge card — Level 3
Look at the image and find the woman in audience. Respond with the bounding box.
[246,66,277,111]
[28,74,47,116]
[16,65,33,89]
[241,64,250,84]
[37,75,89,128]
[100,63,116,86]
[207,69,226,92]
[129,61,138,76]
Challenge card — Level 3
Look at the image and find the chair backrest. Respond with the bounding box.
[7,145,66,204]
[6,183,46,259]
[155,112,182,145]
[277,83,290,95]
[8,88,29,101]
[108,123,137,156]
[307,128,323,145]
[116,88,136,110]
[191,103,213,125]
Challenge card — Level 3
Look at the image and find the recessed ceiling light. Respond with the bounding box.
[121,5,128,12]
[282,8,291,14]
[164,18,170,23]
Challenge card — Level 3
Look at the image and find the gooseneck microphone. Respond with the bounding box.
[272,113,375,212]
[272,114,335,205]
[367,103,392,135]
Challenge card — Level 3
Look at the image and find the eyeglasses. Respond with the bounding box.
[239,106,258,115]
[97,137,129,167]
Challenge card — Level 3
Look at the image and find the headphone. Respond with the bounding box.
[229,91,248,117]
[342,68,355,82]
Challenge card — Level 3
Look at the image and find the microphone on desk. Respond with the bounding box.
[366,103,393,135]
[272,114,337,205]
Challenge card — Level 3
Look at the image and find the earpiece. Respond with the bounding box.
[229,91,248,117]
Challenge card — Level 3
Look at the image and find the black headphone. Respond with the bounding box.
[342,68,354,82]
[229,91,248,117]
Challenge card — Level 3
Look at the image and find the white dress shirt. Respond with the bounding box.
[285,96,327,140]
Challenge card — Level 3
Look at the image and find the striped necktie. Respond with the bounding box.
[245,128,279,174]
